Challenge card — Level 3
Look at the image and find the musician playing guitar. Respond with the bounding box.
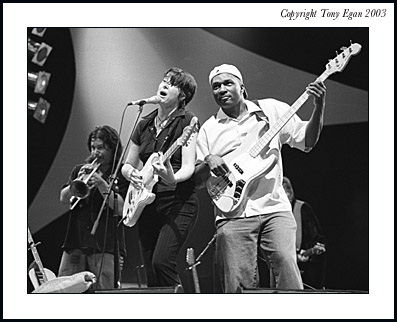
[194,63,327,293]
[194,46,361,293]
[283,176,327,289]
[121,67,199,289]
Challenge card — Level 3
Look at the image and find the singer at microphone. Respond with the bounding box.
[120,67,199,289]
[128,95,161,106]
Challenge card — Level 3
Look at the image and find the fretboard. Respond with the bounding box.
[28,228,48,283]
[163,140,180,162]
[250,70,330,158]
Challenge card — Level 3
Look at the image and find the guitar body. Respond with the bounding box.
[122,153,159,227]
[29,267,56,290]
[206,123,278,217]
[27,228,57,291]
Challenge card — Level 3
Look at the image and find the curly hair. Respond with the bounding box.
[86,125,123,164]
[164,67,197,108]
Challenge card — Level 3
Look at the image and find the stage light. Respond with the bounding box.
[31,28,47,37]
[28,71,51,94]
[28,37,53,66]
[28,97,51,124]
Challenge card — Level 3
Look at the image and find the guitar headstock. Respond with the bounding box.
[177,116,199,147]
[325,42,362,75]
[186,247,196,265]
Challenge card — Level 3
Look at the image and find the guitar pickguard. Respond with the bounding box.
[207,149,278,216]
[123,186,156,227]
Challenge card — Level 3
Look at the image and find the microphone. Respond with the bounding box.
[128,95,161,106]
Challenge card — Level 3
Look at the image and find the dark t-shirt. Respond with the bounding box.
[61,164,129,256]
[131,107,199,195]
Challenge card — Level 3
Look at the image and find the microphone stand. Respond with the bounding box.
[113,183,120,288]
[186,233,217,272]
[195,233,217,264]
[91,102,145,235]
[90,102,146,288]
[185,233,216,292]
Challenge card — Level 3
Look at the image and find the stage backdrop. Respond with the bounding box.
[28,28,368,292]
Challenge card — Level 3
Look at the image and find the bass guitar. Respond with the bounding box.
[186,247,201,293]
[122,116,199,227]
[28,228,56,290]
[206,43,362,217]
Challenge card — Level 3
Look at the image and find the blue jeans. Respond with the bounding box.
[58,248,121,290]
[216,212,303,293]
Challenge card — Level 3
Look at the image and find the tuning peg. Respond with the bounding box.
[340,46,347,51]
[334,52,339,63]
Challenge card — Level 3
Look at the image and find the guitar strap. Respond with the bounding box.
[155,110,185,154]
[252,99,266,117]
[252,99,260,107]
[156,118,178,154]
[293,200,304,250]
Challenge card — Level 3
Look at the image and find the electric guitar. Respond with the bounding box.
[297,242,326,286]
[299,242,326,259]
[206,43,362,217]
[28,228,56,290]
[122,117,199,227]
[186,247,201,294]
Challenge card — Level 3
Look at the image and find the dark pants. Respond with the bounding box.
[299,253,327,289]
[138,190,198,287]
[58,249,122,290]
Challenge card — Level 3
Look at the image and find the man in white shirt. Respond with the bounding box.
[194,64,326,293]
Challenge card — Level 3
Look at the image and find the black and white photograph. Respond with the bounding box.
[3,2,394,320]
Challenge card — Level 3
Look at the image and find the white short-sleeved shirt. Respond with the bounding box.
[196,98,308,222]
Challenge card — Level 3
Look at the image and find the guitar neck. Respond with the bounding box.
[192,267,201,294]
[250,70,331,157]
[28,228,48,283]
[162,140,179,163]
[162,117,198,163]
[186,248,201,293]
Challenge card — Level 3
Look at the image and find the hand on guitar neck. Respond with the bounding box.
[297,242,326,263]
